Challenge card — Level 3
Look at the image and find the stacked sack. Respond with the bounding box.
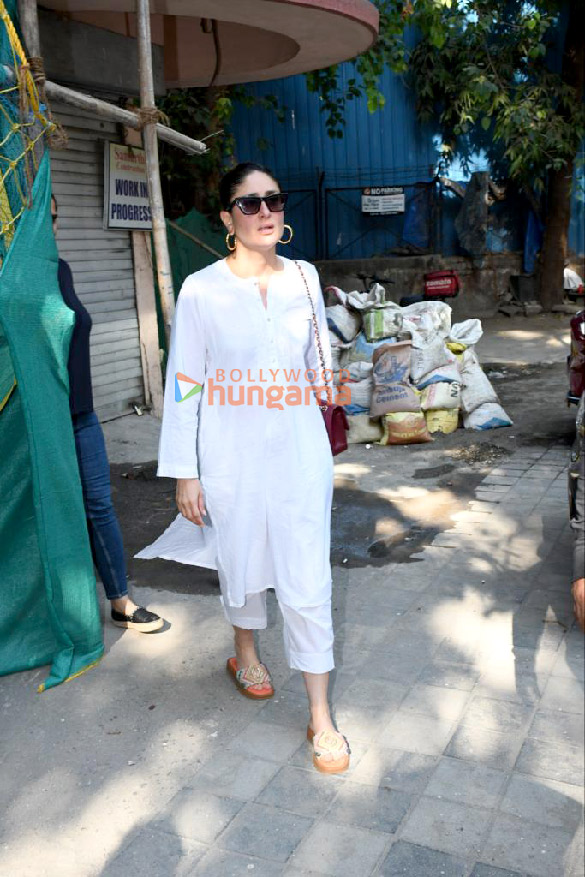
[324,285,512,444]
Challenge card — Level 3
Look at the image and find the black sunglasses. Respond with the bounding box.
[228,193,288,215]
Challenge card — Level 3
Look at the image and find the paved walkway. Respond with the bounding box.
[1,443,583,877]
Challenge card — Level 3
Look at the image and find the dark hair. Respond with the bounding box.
[219,162,280,211]
[51,193,58,209]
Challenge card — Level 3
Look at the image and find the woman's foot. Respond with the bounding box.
[110,596,163,632]
[227,657,274,699]
[307,725,350,774]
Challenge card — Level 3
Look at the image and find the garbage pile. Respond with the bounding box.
[325,284,512,445]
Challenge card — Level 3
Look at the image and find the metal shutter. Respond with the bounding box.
[50,104,144,421]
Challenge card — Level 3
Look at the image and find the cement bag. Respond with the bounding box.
[362,304,403,342]
[326,304,361,343]
[348,331,399,363]
[379,411,433,445]
[460,348,497,413]
[370,342,420,418]
[421,380,461,411]
[346,283,386,312]
[401,301,452,348]
[416,361,461,388]
[346,374,373,410]
[410,339,457,384]
[449,319,483,347]
[464,402,513,430]
[347,414,384,444]
[426,408,459,435]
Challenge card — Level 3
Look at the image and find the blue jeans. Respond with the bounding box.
[72,411,128,600]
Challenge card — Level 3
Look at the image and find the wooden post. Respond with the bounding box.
[136,0,174,348]
[17,0,40,56]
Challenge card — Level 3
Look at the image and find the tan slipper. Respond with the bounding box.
[307,725,350,774]
[226,657,274,700]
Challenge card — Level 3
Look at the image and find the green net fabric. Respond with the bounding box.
[0,0,103,691]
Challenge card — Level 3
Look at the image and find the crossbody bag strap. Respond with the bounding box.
[294,260,327,379]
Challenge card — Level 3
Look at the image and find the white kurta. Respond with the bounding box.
[137,257,334,610]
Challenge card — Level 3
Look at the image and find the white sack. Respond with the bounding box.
[347,414,384,444]
[416,361,462,388]
[346,282,386,311]
[464,402,513,430]
[449,319,483,347]
[410,339,457,384]
[326,304,361,343]
[348,331,399,363]
[460,347,498,413]
[401,300,452,348]
[421,381,461,411]
[346,374,373,409]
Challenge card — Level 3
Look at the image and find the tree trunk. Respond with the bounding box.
[539,0,585,310]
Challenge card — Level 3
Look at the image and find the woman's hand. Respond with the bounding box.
[176,478,206,527]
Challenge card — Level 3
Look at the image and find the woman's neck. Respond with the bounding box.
[226,246,282,279]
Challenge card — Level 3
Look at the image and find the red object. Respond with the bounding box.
[424,270,460,299]
[569,310,585,400]
[321,402,350,456]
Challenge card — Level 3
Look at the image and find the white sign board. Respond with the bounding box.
[104,143,152,229]
[361,186,405,215]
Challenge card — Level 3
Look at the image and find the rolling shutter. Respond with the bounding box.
[50,104,144,421]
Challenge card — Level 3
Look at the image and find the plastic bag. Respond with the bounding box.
[362,304,403,342]
[464,402,513,430]
[379,411,433,445]
[421,381,461,411]
[370,342,420,417]
[346,283,386,311]
[347,414,384,444]
[425,408,459,434]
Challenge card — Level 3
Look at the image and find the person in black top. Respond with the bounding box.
[52,195,163,632]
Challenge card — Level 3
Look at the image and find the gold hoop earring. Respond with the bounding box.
[225,232,236,252]
[279,224,294,245]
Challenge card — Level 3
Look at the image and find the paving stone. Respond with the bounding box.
[380,712,455,756]
[500,774,583,831]
[516,737,585,786]
[194,848,285,876]
[378,840,468,877]
[424,757,508,809]
[189,751,279,800]
[460,696,535,735]
[469,865,524,877]
[227,721,306,762]
[104,829,206,877]
[539,676,585,714]
[401,796,492,858]
[327,782,412,834]
[291,820,388,876]
[418,661,482,691]
[399,684,470,722]
[351,747,438,793]
[256,766,342,817]
[480,812,576,877]
[219,802,312,862]
[153,789,243,844]
[528,708,585,747]
[446,725,524,770]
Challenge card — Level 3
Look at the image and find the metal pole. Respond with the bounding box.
[136,0,175,347]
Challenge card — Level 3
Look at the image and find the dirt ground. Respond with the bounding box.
[112,358,578,599]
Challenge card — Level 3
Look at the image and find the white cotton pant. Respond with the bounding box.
[222,590,335,674]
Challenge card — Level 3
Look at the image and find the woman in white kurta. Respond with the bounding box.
[151,163,349,773]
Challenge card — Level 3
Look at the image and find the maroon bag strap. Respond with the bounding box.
[294,261,330,407]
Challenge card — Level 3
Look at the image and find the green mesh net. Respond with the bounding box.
[0,0,103,691]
